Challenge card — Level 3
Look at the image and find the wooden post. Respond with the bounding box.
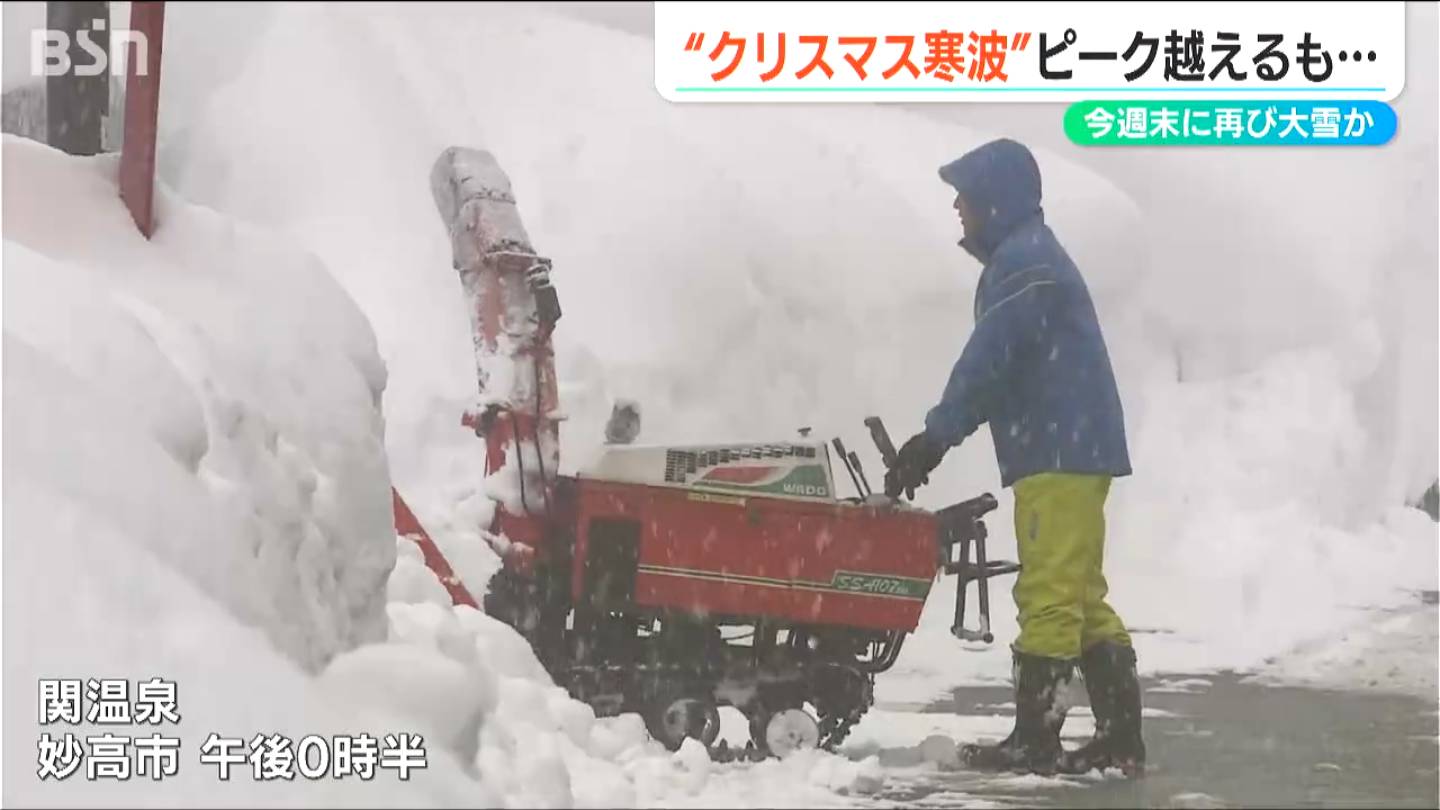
[118,1,164,238]
[45,1,108,156]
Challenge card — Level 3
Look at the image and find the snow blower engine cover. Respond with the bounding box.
[580,441,839,502]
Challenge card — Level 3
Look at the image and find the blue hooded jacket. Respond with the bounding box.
[924,139,1131,488]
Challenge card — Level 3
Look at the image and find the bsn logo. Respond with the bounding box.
[32,19,148,77]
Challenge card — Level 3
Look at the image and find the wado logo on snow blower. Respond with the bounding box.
[31,18,149,78]
[670,444,834,499]
[693,461,833,499]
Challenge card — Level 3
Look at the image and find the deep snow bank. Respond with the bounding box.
[1,135,486,805]
[3,135,394,672]
[149,2,1433,698]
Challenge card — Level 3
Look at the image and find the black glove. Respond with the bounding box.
[884,432,946,501]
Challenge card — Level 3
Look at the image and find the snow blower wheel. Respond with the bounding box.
[647,696,722,751]
[764,708,821,758]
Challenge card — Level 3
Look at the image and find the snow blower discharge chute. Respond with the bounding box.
[399,147,1020,761]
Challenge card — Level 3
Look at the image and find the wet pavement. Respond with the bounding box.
[865,672,1438,809]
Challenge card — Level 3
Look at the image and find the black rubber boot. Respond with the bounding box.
[1059,641,1146,776]
[960,651,1074,774]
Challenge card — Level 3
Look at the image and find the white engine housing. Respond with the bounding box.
[578,441,839,502]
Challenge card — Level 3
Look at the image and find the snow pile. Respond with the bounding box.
[1,135,482,805]
[3,135,395,672]
[1247,604,1439,700]
[382,543,890,808]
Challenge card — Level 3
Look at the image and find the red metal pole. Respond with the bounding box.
[118,1,164,238]
[393,488,479,609]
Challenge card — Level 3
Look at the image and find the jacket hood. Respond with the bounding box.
[938,138,1044,261]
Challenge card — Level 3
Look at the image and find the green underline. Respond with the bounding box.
[675,86,1385,93]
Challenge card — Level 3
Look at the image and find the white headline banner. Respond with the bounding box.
[655,2,1405,103]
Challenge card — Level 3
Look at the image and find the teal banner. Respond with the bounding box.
[1065,101,1396,146]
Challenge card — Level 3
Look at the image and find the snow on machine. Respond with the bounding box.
[399,147,1019,759]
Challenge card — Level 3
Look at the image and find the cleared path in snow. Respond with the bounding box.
[849,654,1438,808]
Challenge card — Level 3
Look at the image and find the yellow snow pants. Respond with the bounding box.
[1011,472,1132,660]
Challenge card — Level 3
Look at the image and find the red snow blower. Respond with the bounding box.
[393,147,1019,759]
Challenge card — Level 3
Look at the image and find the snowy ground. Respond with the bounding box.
[1248,600,1439,700]
[3,1,1437,807]
[857,661,1438,809]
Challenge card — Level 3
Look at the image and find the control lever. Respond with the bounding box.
[832,438,866,499]
[847,450,872,498]
[865,416,912,499]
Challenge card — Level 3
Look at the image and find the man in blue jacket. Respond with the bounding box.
[885,138,1145,776]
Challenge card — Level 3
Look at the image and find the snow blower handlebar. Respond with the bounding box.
[936,494,1018,644]
[864,416,899,471]
[864,415,1018,645]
